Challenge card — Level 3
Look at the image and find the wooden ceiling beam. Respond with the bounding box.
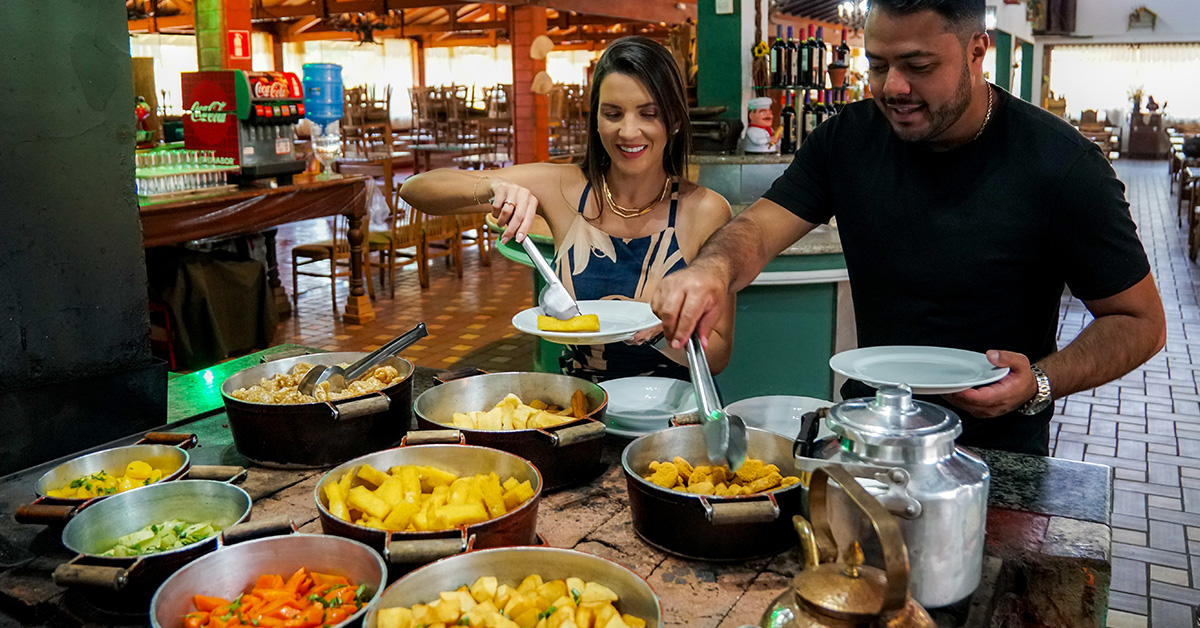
[288,16,322,35]
[517,0,694,24]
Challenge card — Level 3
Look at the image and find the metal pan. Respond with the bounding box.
[412,371,607,490]
[16,433,246,526]
[220,352,415,468]
[315,442,541,573]
[51,481,291,610]
[363,547,662,628]
[621,425,807,561]
[150,533,387,628]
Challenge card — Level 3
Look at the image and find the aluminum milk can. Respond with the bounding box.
[794,385,989,608]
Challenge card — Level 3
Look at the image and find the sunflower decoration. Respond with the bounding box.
[752,41,771,93]
[753,41,770,57]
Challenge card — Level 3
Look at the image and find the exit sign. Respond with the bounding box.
[228,30,251,60]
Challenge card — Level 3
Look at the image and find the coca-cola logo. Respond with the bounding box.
[188,101,229,123]
[253,81,290,99]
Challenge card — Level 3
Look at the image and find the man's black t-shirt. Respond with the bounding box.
[763,86,1151,455]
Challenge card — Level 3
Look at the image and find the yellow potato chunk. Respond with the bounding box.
[747,471,783,493]
[648,462,679,489]
[376,607,413,628]
[671,457,694,482]
[470,576,498,603]
[348,485,392,520]
[687,481,715,495]
[125,460,152,480]
[357,464,391,487]
[579,582,619,604]
[383,500,421,530]
[421,466,459,489]
[537,314,600,332]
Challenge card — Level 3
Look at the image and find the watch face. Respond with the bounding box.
[1023,397,1052,415]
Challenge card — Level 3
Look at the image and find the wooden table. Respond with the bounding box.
[0,347,1113,628]
[410,143,494,174]
[335,151,413,211]
[452,152,511,170]
[139,176,375,324]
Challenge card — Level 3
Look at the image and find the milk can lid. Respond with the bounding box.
[826,385,961,445]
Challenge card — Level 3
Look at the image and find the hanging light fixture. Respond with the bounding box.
[838,0,869,31]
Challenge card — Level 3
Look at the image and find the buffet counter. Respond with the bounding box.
[0,347,1111,628]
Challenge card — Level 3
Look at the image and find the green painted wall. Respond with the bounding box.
[697,2,743,119]
[992,30,1012,94]
[1020,41,1034,101]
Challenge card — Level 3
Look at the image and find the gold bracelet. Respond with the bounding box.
[472,176,491,206]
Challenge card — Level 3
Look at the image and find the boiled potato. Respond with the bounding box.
[375,575,649,628]
[323,464,534,533]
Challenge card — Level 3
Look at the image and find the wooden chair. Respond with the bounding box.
[291,215,374,314]
[457,213,493,267]
[408,86,438,145]
[372,192,424,296]
[419,212,464,287]
[341,87,369,157]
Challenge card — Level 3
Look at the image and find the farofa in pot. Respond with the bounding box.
[231,363,403,404]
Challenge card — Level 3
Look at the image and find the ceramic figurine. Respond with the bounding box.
[741,96,781,154]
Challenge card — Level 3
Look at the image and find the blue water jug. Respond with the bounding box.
[303,63,343,127]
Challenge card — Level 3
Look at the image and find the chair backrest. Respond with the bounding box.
[390,196,424,249]
[1080,109,1098,125]
[343,87,368,126]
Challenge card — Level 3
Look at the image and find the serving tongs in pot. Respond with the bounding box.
[520,235,580,320]
[685,333,748,472]
[298,321,427,395]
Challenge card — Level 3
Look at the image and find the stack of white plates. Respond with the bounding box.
[599,377,697,438]
[724,395,832,441]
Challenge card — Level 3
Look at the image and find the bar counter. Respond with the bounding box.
[0,347,1112,628]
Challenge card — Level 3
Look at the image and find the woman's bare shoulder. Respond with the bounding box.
[677,180,733,233]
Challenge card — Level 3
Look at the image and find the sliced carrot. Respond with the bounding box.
[194,595,231,613]
[284,567,308,593]
[309,572,349,587]
[184,611,209,628]
[280,603,324,628]
[324,605,354,625]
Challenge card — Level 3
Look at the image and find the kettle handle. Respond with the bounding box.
[809,465,911,614]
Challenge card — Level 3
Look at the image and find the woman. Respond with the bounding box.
[399,36,734,382]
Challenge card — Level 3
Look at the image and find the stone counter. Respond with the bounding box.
[0,349,1111,628]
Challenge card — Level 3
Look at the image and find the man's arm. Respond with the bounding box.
[948,273,1166,417]
[652,198,818,348]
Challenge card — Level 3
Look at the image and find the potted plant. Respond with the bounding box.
[1128,85,1144,113]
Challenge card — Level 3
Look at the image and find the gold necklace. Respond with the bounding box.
[602,174,672,218]
[971,83,994,143]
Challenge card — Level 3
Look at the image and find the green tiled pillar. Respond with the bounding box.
[697,2,745,119]
[194,0,224,71]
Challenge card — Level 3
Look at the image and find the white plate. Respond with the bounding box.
[600,377,697,430]
[601,417,664,439]
[512,300,661,345]
[829,346,1010,395]
[725,395,833,441]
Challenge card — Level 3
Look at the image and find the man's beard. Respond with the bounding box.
[886,61,973,144]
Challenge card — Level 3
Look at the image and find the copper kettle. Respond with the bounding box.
[758,465,934,628]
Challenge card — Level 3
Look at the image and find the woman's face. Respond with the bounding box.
[596,72,669,178]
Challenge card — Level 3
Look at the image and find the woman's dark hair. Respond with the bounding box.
[579,36,692,202]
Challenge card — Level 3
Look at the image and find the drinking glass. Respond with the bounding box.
[313,133,343,180]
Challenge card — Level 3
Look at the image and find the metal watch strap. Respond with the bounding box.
[1019,364,1052,415]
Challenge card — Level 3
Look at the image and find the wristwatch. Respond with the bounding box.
[1018,364,1052,415]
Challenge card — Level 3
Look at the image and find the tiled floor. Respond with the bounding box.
[267,159,1199,627]
[273,215,540,372]
[1045,160,1200,628]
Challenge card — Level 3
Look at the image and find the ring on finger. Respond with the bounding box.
[502,200,516,208]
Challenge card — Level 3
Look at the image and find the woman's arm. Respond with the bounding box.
[398,163,580,242]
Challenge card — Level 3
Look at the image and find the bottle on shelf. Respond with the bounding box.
[813,90,827,128]
[804,25,817,88]
[814,27,828,89]
[784,26,798,89]
[824,90,836,117]
[770,25,786,89]
[801,91,816,144]
[835,28,851,68]
[798,25,811,88]
[780,91,797,154]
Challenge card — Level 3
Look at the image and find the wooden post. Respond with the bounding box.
[510,6,550,164]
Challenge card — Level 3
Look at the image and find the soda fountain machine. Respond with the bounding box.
[181,70,308,184]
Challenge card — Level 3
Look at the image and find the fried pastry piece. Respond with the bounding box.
[537,314,600,332]
[647,462,679,488]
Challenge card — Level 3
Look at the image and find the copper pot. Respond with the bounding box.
[412,372,608,490]
[622,425,807,560]
[220,352,415,468]
[314,442,542,574]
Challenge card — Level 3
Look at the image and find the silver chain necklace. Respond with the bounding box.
[971,83,994,143]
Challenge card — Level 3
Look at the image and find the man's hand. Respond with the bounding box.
[943,350,1038,418]
[651,265,730,349]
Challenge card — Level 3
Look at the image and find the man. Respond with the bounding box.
[652,0,1166,455]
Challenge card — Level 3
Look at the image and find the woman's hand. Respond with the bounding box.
[624,325,665,346]
[489,178,539,244]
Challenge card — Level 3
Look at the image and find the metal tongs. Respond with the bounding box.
[520,236,581,320]
[297,322,428,395]
[685,333,748,471]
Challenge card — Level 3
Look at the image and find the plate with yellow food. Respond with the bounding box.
[512,300,660,345]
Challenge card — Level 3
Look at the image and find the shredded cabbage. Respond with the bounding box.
[100,519,220,557]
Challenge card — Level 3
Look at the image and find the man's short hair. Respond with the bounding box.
[869,0,986,41]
